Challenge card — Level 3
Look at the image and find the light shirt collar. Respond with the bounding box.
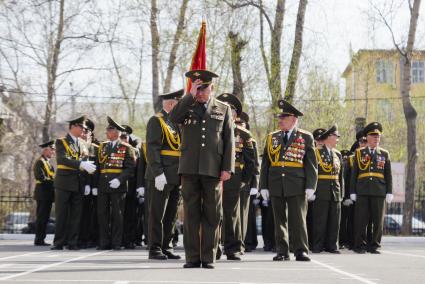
[69,133,78,145]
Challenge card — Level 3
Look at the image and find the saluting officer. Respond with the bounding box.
[52,116,96,250]
[216,93,255,260]
[95,117,135,250]
[145,89,183,260]
[259,100,318,261]
[169,70,235,269]
[33,140,55,246]
[311,125,344,254]
[350,122,393,254]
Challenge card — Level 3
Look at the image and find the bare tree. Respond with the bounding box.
[373,0,421,234]
[228,31,248,103]
[284,0,308,102]
[150,0,161,112]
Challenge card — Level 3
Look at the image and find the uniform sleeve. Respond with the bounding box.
[350,152,359,194]
[303,134,318,190]
[385,152,393,194]
[33,160,46,182]
[259,141,270,190]
[136,145,147,188]
[169,94,195,123]
[146,117,164,177]
[221,105,235,173]
[241,137,256,184]
[337,153,345,198]
[55,139,81,169]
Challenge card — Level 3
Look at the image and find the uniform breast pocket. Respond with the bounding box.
[208,118,224,131]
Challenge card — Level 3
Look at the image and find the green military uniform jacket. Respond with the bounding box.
[259,128,318,197]
[95,140,136,193]
[33,156,55,201]
[54,134,89,192]
[350,147,392,196]
[315,147,344,202]
[145,109,181,185]
[169,94,235,178]
[224,125,256,190]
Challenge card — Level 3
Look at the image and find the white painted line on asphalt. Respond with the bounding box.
[47,254,59,258]
[0,251,50,261]
[0,250,109,281]
[12,281,312,284]
[0,264,12,269]
[311,259,378,284]
[381,250,425,259]
[113,282,129,284]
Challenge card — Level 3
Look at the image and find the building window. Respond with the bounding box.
[376,60,393,84]
[412,61,424,83]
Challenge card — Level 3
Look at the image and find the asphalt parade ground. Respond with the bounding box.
[0,235,424,284]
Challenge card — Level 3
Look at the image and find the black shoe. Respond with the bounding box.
[311,249,322,254]
[66,245,80,250]
[97,245,111,250]
[263,245,273,252]
[273,254,290,261]
[354,248,366,254]
[369,249,380,254]
[112,245,122,251]
[163,251,181,260]
[201,262,214,269]
[35,241,50,246]
[124,243,136,249]
[149,253,168,260]
[183,262,201,268]
[295,252,311,261]
[50,245,63,250]
[226,253,241,261]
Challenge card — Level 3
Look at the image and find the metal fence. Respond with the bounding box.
[0,194,424,235]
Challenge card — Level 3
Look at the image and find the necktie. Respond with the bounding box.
[283,131,289,144]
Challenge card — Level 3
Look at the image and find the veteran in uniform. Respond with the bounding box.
[169,70,235,269]
[259,100,318,261]
[145,89,183,260]
[311,125,344,254]
[350,122,393,254]
[33,141,55,246]
[52,116,96,250]
[216,93,255,260]
[95,117,135,250]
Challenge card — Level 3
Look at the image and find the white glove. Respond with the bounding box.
[80,161,96,174]
[155,173,167,191]
[260,189,269,201]
[306,189,315,201]
[386,193,394,204]
[250,188,258,196]
[92,188,98,196]
[343,199,353,206]
[109,178,120,189]
[253,198,260,206]
[84,185,91,196]
[350,193,357,202]
[136,187,145,197]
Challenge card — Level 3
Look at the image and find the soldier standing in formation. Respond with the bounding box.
[95,117,135,250]
[145,89,183,260]
[260,100,318,261]
[33,141,55,246]
[52,116,96,250]
[216,93,255,261]
[169,70,235,269]
[311,125,344,254]
[350,122,393,254]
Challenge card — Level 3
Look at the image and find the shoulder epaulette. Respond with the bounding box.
[155,112,164,118]
[268,129,280,136]
[236,125,251,136]
[333,149,341,154]
[297,128,312,135]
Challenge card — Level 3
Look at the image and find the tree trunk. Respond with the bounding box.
[228,31,248,103]
[269,0,285,109]
[150,0,161,112]
[163,0,189,94]
[42,0,65,141]
[400,0,421,235]
[284,0,307,102]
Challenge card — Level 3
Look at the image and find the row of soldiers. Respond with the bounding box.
[32,69,392,269]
